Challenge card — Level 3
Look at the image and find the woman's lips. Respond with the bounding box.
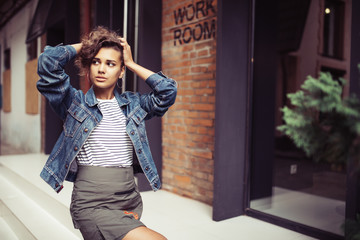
[95,76,107,82]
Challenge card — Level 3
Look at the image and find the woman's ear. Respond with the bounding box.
[119,66,125,79]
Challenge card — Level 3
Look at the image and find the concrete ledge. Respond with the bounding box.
[0,200,34,240]
[0,155,82,239]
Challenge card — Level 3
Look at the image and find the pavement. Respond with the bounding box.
[0,143,318,240]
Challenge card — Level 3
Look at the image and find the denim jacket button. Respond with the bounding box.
[84,128,88,132]
[131,130,135,135]
[55,183,59,187]
[145,167,149,171]
[74,146,78,151]
[137,149,142,154]
[65,164,68,169]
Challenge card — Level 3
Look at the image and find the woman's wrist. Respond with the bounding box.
[125,61,138,72]
[70,43,82,54]
[126,62,155,81]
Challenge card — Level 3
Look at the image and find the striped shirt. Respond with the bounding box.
[77,97,133,167]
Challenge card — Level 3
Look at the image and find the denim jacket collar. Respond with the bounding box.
[85,86,131,107]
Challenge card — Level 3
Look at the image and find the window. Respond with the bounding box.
[4,48,10,70]
[249,0,351,238]
[26,39,39,114]
[27,39,38,61]
[3,48,11,112]
[323,0,345,59]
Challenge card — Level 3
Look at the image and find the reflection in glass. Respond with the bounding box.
[323,0,344,59]
[250,0,349,236]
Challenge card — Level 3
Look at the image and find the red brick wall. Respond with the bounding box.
[161,0,217,205]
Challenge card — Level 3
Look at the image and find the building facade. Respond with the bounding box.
[0,0,359,239]
[0,0,40,153]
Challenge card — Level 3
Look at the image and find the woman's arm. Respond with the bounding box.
[37,45,79,120]
[140,72,178,120]
[118,38,177,118]
[118,38,154,80]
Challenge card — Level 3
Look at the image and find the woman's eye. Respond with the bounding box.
[108,62,115,67]
[92,60,100,65]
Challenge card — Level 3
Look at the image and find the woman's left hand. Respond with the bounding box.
[118,38,135,68]
[118,37,154,80]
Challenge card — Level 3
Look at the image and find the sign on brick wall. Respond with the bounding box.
[172,0,216,46]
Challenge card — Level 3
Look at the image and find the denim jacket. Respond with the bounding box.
[37,45,177,193]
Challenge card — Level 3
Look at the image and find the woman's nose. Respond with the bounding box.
[98,63,105,73]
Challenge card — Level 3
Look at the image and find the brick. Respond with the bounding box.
[198,49,209,57]
[195,88,214,96]
[193,119,214,127]
[178,88,195,96]
[162,60,192,69]
[180,68,190,74]
[190,66,205,73]
[177,81,190,88]
[192,103,214,111]
[193,56,215,65]
[192,134,214,143]
[196,178,213,190]
[174,175,191,184]
[191,149,213,159]
[208,63,216,72]
[189,96,201,103]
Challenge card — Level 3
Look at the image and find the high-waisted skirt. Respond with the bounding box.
[70,165,145,240]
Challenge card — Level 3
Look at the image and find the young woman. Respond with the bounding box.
[37,26,177,240]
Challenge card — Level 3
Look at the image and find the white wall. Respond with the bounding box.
[0,0,41,153]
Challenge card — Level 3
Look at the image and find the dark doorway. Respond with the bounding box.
[44,23,65,154]
[44,0,80,154]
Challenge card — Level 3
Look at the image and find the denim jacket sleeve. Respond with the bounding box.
[37,45,78,120]
[140,72,177,120]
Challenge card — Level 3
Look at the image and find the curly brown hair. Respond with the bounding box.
[75,26,124,76]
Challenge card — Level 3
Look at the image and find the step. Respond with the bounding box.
[0,200,34,240]
[0,216,19,240]
[0,155,82,239]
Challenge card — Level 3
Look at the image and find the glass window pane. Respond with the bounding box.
[250,0,349,237]
[323,0,345,58]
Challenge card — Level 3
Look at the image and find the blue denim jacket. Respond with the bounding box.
[37,45,177,193]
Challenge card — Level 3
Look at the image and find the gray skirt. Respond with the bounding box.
[70,165,145,240]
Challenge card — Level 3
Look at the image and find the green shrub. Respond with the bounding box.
[277,72,360,167]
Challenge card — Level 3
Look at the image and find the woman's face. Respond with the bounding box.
[89,47,124,98]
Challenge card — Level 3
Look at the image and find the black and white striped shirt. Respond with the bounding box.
[77,97,133,167]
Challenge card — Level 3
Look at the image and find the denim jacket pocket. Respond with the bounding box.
[130,107,147,125]
[64,102,89,137]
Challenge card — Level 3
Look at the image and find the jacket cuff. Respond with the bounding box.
[66,45,78,59]
[145,71,169,88]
